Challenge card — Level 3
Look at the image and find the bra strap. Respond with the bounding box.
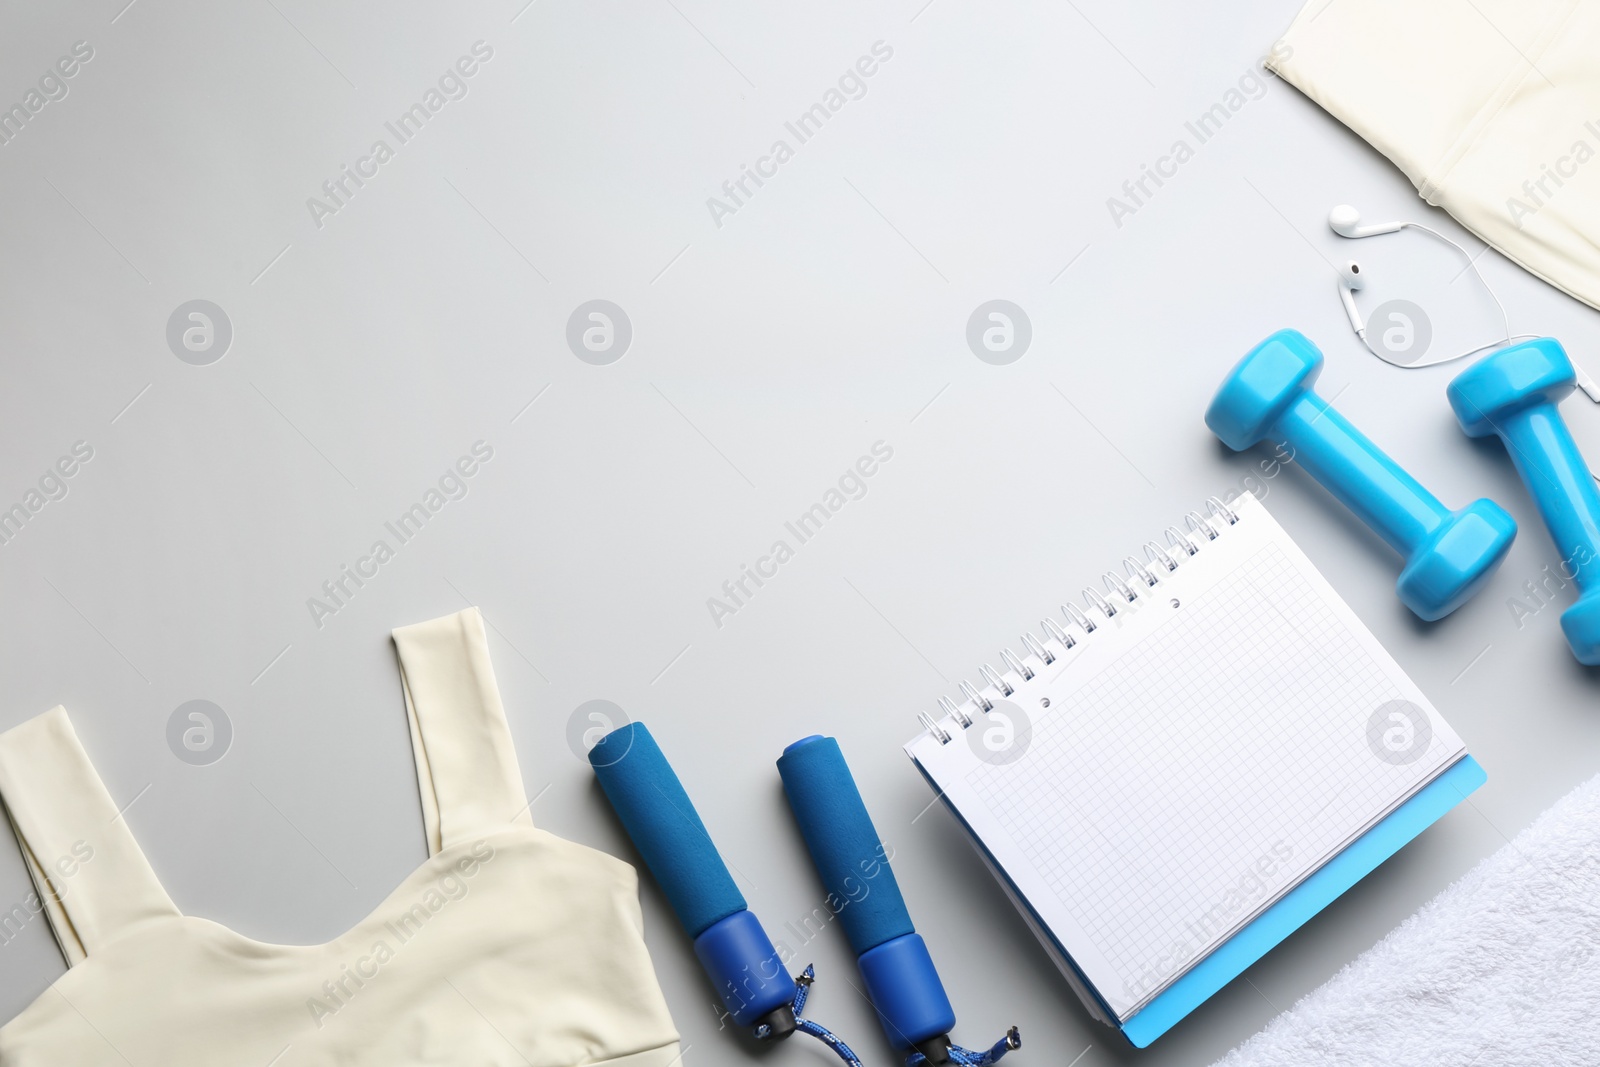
[393,608,532,856]
[0,707,179,965]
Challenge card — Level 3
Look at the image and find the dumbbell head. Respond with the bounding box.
[1447,338,1574,438]
[1205,329,1322,451]
[1561,592,1600,666]
[1397,499,1519,621]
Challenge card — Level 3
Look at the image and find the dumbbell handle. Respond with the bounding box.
[1493,406,1600,588]
[1213,329,1516,621]
[1271,391,1447,556]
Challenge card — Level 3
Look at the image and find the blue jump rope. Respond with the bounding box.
[778,734,1018,1066]
[589,721,1018,1067]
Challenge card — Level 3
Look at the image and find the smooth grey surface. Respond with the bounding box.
[1,1,1598,1063]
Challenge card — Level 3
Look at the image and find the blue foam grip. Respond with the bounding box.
[694,909,795,1027]
[859,934,957,1049]
[589,721,747,939]
[777,735,916,955]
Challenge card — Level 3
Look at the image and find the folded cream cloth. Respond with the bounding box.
[1211,772,1600,1066]
[1270,0,1600,312]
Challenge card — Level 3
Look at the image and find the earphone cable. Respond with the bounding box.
[1355,221,1536,370]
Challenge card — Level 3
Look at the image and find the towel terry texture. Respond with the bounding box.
[1212,773,1600,1066]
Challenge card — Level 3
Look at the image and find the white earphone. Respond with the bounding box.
[1327,203,1536,370]
[1328,204,1403,241]
[1328,204,1600,400]
[1336,259,1367,332]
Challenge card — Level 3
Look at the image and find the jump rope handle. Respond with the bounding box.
[780,735,1019,1066]
[590,722,797,1037]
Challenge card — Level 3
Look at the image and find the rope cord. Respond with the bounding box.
[757,963,1019,1067]
[906,1027,1021,1067]
[1354,221,1534,370]
[753,965,863,1067]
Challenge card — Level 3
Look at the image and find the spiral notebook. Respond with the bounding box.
[905,492,1485,1046]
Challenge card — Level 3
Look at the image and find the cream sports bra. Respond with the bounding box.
[0,608,680,1066]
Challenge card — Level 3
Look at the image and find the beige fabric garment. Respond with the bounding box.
[1270,0,1600,311]
[0,608,680,1066]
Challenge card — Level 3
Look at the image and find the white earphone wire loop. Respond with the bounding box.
[1404,221,1513,345]
[1339,215,1534,370]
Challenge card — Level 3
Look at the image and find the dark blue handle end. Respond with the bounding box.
[860,933,956,1049]
[694,909,795,1028]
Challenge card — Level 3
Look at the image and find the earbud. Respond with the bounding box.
[1329,204,1405,240]
[1337,260,1366,333]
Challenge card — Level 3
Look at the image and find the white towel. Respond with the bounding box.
[1212,774,1600,1066]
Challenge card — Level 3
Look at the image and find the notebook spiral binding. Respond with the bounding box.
[916,496,1241,745]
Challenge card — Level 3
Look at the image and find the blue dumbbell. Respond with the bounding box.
[778,735,1018,1067]
[1207,329,1517,620]
[1448,338,1600,663]
[589,722,798,1038]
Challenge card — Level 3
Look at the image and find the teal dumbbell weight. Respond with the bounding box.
[1448,338,1600,664]
[1207,329,1517,620]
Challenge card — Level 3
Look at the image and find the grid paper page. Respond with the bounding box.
[918,499,1465,1021]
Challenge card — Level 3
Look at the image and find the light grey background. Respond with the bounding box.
[2,1,1598,1064]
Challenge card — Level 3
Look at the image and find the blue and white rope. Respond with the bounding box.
[749,965,862,1067]
[917,1028,1022,1067]
[756,964,1019,1067]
